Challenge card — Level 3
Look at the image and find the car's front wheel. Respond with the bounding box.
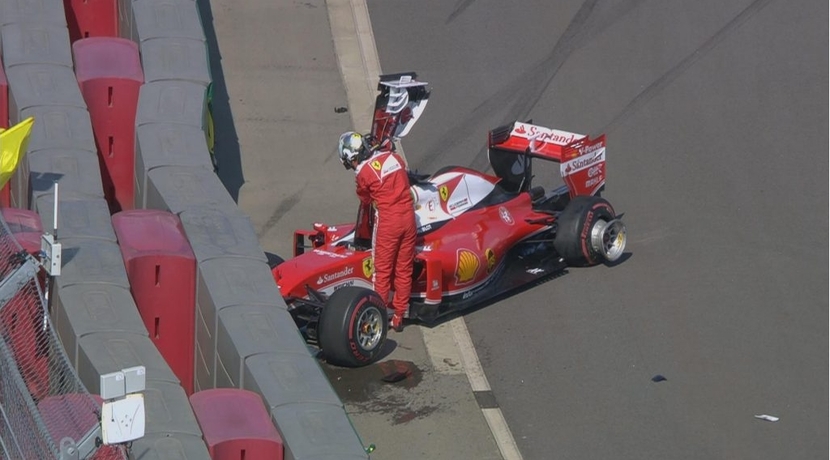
[318,287,388,367]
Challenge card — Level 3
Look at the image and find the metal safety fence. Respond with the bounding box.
[0,215,125,460]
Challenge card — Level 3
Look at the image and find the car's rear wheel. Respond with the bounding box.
[318,287,388,367]
[554,196,627,266]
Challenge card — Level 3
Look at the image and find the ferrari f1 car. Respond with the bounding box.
[269,72,627,367]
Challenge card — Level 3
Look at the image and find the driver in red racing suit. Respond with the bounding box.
[338,131,416,332]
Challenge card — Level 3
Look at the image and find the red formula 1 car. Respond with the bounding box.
[269,73,627,367]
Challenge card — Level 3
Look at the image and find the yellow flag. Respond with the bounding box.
[0,117,35,189]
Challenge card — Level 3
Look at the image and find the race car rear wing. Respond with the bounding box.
[488,121,607,197]
[369,72,430,150]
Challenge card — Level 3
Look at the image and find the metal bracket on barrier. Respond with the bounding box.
[58,428,103,460]
[58,437,79,460]
[71,424,104,460]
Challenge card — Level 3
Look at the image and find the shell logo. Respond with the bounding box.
[455,249,480,284]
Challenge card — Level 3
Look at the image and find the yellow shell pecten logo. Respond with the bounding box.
[362,257,374,278]
[455,249,480,284]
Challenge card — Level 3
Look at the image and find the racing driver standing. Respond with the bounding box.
[337,131,416,332]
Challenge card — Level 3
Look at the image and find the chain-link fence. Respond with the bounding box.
[0,215,125,460]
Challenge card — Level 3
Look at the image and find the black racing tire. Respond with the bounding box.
[265,252,285,269]
[318,287,388,367]
[554,196,617,267]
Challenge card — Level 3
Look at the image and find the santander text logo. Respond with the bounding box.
[564,149,604,174]
[511,122,583,146]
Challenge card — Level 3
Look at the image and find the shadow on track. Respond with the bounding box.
[197,0,245,202]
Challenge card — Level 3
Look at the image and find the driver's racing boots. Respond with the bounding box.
[389,313,405,333]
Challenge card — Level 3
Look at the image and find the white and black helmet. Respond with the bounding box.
[338,131,370,170]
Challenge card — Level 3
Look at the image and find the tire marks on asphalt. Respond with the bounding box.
[416,0,645,172]
[599,0,776,135]
[258,185,305,237]
[446,0,478,24]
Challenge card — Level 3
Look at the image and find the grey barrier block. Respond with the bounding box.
[179,207,269,263]
[216,305,310,388]
[145,166,237,214]
[129,433,211,460]
[193,334,211,393]
[197,257,283,312]
[0,23,73,68]
[34,195,115,241]
[142,380,203,437]
[135,81,207,129]
[134,122,214,209]
[53,238,131,292]
[243,353,342,410]
[6,64,87,115]
[271,403,370,460]
[140,37,211,87]
[194,257,284,390]
[53,284,148,369]
[28,149,105,204]
[0,0,68,27]
[76,332,180,395]
[18,106,97,153]
[133,0,207,42]
[10,107,97,209]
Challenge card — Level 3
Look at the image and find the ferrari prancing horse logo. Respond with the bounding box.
[439,185,449,202]
[485,248,496,273]
[362,257,374,278]
[371,160,382,171]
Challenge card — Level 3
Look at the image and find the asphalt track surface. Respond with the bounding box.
[205,0,826,459]
[368,0,828,459]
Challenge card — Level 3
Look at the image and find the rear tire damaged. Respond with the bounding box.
[554,196,626,266]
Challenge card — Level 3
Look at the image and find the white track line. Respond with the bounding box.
[328,1,522,458]
[452,318,524,460]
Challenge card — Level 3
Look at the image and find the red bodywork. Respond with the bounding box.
[273,166,559,320]
[272,73,610,322]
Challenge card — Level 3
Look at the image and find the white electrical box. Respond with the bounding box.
[100,371,126,400]
[40,233,61,276]
[101,394,146,444]
[123,366,146,394]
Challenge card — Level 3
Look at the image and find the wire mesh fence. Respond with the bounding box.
[0,215,125,459]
